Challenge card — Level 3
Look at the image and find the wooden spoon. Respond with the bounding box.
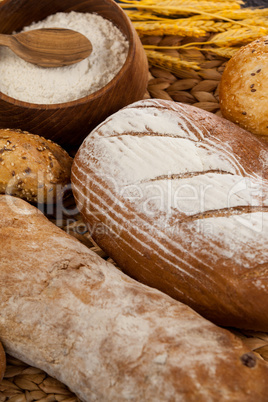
[0,28,92,68]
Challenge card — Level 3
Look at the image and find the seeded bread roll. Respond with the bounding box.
[72,99,268,331]
[219,35,268,141]
[0,341,5,382]
[1,195,268,401]
[0,128,72,204]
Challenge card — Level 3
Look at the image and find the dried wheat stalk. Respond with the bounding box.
[203,46,239,58]
[120,0,268,66]
[120,1,242,16]
[145,49,200,74]
[133,18,266,37]
[218,8,268,19]
[209,26,268,46]
[133,20,205,37]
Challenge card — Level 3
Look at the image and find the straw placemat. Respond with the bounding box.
[1,1,268,401]
[144,37,225,115]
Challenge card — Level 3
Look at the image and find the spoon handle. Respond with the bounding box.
[0,34,13,48]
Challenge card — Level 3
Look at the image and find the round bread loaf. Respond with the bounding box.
[0,128,72,204]
[72,99,268,331]
[0,341,6,382]
[219,35,268,140]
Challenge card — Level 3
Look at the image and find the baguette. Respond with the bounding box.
[0,128,72,203]
[72,99,268,331]
[0,195,268,401]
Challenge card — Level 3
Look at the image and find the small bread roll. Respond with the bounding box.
[0,129,72,204]
[0,341,6,382]
[219,35,268,140]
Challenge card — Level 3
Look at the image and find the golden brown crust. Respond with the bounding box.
[0,128,72,204]
[72,99,268,331]
[219,35,268,138]
[0,341,6,382]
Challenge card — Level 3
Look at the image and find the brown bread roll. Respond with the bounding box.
[1,195,268,401]
[72,99,268,331]
[0,341,5,382]
[0,128,72,203]
[219,35,268,141]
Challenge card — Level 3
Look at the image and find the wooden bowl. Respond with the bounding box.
[0,0,148,151]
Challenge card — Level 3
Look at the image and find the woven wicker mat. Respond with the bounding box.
[2,17,268,402]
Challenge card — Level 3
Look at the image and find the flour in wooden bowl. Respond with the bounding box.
[0,12,129,104]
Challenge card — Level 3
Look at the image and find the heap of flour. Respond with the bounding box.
[0,12,129,104]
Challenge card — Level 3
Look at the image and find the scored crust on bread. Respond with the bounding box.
[72,99,268,331]
[0,195,268,401]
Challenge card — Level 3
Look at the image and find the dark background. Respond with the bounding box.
[244,0,268,6]
[116,1,268,8]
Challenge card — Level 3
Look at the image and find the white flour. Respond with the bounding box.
[0,12,129,104]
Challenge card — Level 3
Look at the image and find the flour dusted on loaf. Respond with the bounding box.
[72,99,268,331]
[0,12,129,104]
[1,195,268,401]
